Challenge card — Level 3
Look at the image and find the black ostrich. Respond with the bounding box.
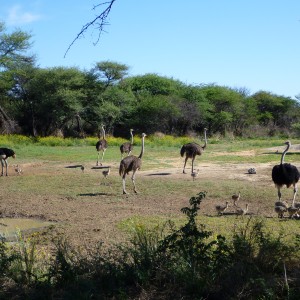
[0,148,16,176]
[272,141,300,206]
[96,125,108,166]
[119,133,146,194]
[180,128,207,174]
[120,129,134,158]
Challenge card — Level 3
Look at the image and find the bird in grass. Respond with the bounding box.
[191,169,199,181]
[287,206,299,219]
[215,201,229,215]
[96,125,108,166]
[119,133,146,194]
[102,167,111,179]
[0,148,16,176]
[180,128,207,174]
[14,164,22,175]
[232,192,241,207]
[120,129,134,158]
[274,201,288,209]
[272,141,300,206]
[274,205,287,218]
[80,165,85,173]
[236,203,249,215]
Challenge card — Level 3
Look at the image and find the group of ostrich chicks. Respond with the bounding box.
[1,127,300,219]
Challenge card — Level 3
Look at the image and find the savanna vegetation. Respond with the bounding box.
[1,21,300,299]
[1,22,300,139]
[0,136,300,299]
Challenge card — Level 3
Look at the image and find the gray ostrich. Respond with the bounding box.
[272,141,300,206]
[120,129,134,158]
[96,125,108,166]
[119,133,146,194]
[180,128,207,174]
[0,148,16,176]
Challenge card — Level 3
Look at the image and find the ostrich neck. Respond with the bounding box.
[280,143,290,164]
[130,131,134,144]
[102,127,106,139]
[138,136,145,159]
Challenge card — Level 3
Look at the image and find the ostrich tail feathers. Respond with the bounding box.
[119,162,125,176]
[180,145,186,157]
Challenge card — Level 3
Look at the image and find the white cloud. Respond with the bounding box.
[7,5,42,26]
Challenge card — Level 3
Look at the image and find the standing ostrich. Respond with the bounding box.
[272,141,300,206]
[0,148,16,176]
[120,129,134,158]
[180,128,207,174]
[119,133,146,194]
[96,125,108,166]
[232,192,241,207]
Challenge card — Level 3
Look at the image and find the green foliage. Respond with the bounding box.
[0,193,300,299]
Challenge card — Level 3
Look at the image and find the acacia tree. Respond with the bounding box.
[0,22,34,133]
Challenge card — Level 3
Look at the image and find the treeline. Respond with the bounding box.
[1,22,300,138]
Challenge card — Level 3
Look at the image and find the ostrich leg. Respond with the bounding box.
[0,159,4,176]
[292,184,298,206]
[132,171,138,193]
[122,175,127,194]
[191,156,195,174]
[96,152,100,166]
[277,186,282,201]
[183,157,188,174]
[4,160,8,176]
[101,149,106,163]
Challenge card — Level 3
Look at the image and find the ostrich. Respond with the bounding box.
[96,125,108,166]
[120,129,134,158]
[119,133,146,194]
[102,167,111,179]
[180,128,207,174]
[14,164,22,175]
[215,201,229,215]
[236,203,249,215]
[0,148,16,176]
[274,201,288,209]
[191,169,200,181]
[272,141,300,206]
[287,206,299,219]
[80,165,85,173]
[232,192,241,207]
[274,205,287,218]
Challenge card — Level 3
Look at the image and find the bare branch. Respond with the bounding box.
[64,0,117,58]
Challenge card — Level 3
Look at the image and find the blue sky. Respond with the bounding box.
[1,0,300,98]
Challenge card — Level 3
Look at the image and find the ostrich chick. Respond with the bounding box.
[102,167,111,178]
[80,165,85,173]
[232,192,241,207]
[287,206,299,219]
[191,169,199,181]
[215,201,229,216]
[274,201,288,209]
[274,205,287,218]
[14,164,22,175]
[236,203,249,215]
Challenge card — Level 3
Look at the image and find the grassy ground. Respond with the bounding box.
[1,135,300,248]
